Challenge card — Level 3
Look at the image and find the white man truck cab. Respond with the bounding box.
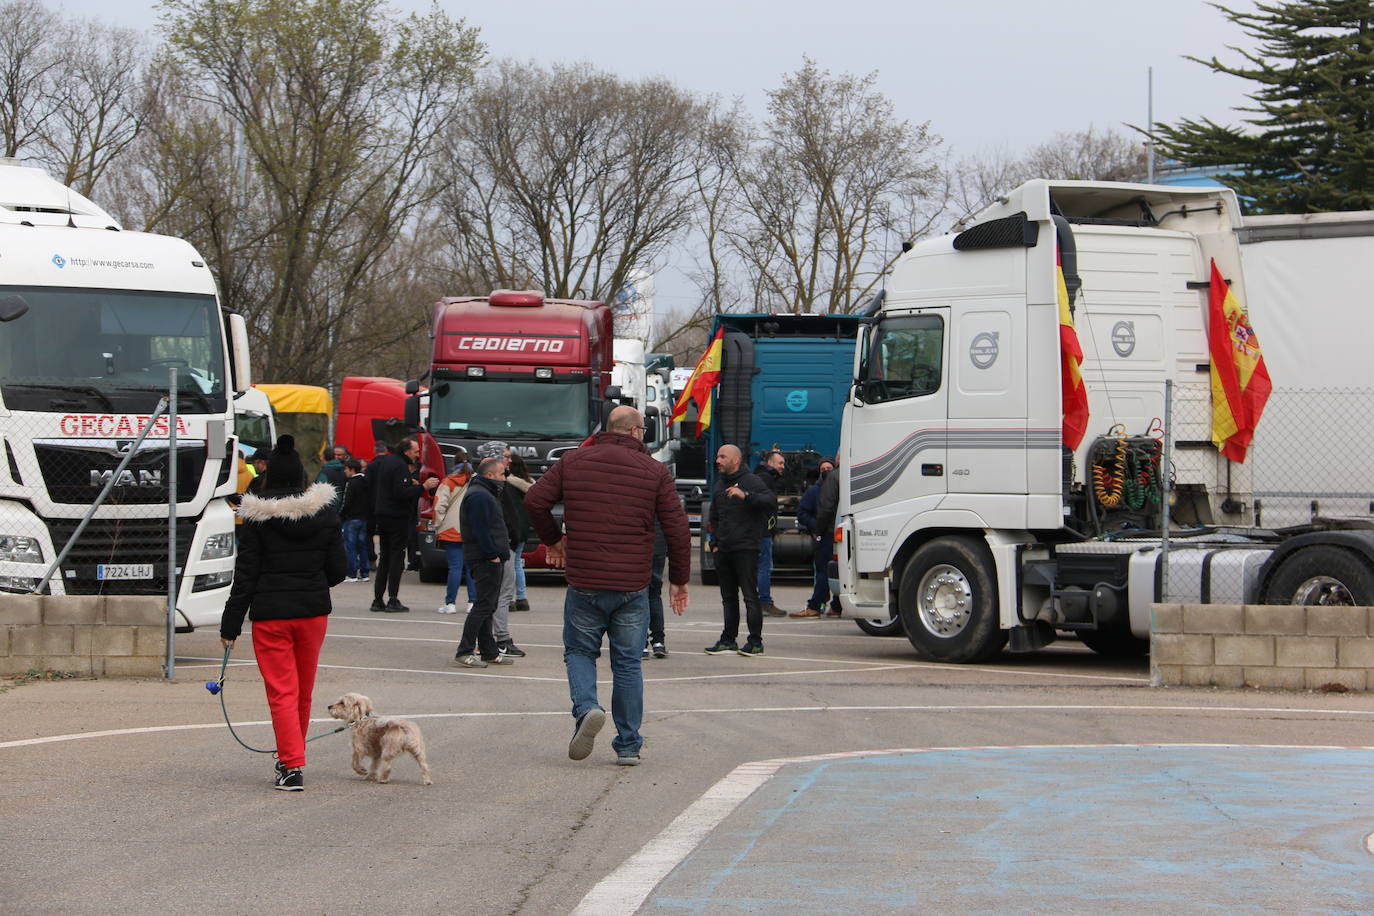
[0,160,252,629]
[837,179,1374,662]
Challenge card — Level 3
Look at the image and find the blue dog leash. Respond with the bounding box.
[207,646,354,755]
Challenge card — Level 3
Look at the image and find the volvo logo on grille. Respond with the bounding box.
[91,469,163,487]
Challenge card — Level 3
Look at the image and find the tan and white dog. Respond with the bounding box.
[326,693,432,786]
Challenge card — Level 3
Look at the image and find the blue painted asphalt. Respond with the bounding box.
[643,746,1374,914]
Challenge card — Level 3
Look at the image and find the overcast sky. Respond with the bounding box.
[39,0,1264,317]
[45,0,1260,157]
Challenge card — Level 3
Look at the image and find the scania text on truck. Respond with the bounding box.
[836,179,1374,662]
[0,160,252,629]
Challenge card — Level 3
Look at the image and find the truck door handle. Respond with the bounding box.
[921,464,943,477]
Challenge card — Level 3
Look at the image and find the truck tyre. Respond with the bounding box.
[897,536,1006,663]
[855,616,905,637]
[1077,629,1149,657]
[1264,545,1374,606]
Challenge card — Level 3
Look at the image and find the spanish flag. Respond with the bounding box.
[1057,252,1089,450]
[671,327,724,437]
[1208,259,1271,463]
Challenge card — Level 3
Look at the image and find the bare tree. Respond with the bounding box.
[950,127,1147,224]
[727,59,942,314]
[435,62,709,303]
[148,0,485,385]
[37,19,149,195]
[0,0,61,158]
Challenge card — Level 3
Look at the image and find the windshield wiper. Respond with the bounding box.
[108,384,214,413]
[8,382,116,410]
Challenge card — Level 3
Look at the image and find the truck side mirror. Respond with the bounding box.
[0,294,30,322]
[404,379,420,395]
[228,313,252,392]
[850,382,865,406]
[404,393,421,429]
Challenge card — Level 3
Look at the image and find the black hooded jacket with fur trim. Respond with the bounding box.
[220,482,347,641]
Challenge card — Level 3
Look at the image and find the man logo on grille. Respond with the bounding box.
[91,469,162,487]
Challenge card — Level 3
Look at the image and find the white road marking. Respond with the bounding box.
[7,704,1374,751]
[574,742,1374,915]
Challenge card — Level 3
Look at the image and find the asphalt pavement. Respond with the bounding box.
[6,573,1374,914]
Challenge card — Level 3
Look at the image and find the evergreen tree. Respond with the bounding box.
[1154,0,1374,213]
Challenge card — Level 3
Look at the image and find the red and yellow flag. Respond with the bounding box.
[671,327,724,437]
[1057,251,1089,450]
[1208,259,1271,463]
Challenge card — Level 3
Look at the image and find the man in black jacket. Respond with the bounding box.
[452,457,516,668]
[755,450,788,617]
[368,437,437,613]
[705,443,776,657]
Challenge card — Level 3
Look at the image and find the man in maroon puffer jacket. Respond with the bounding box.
[525,406,691,766]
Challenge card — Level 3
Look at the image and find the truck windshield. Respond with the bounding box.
[429,378,590,439]
[0,286,227,413]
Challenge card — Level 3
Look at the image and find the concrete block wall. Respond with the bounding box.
[1152,603,1374,691]
[0,595,166,677]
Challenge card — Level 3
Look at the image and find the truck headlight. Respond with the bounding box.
[193,570,234,591]
[200,532,235,560]
[0,535,44,563]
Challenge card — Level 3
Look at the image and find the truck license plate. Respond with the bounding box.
[97,563,153,580]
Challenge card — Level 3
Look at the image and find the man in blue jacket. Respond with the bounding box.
[792,457,841,618]
[452,457,516,668]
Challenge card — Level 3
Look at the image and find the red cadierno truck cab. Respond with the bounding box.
[420,290,613,475]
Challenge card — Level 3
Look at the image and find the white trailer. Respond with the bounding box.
[836,179,1374,662]
[0,160,253,630]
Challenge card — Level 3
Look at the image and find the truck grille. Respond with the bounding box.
[45,516,196,596]
[35,442,205,505]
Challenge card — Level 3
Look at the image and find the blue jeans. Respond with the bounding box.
[443,541,477,605]
[563,586,649,756]
[342,519,369,578]
[756,536,774,603]
[807,535,839,611]
[514,553,527,600]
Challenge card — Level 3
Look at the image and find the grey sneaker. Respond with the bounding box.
[569,708,606,760]
[487,653,516,665]
[616,753,641,766]
[453,653,488,668]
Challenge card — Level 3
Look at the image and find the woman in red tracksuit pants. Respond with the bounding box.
[221,436,346,791]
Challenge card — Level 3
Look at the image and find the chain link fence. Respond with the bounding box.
[1165,383,1374,529]
[0,391,185,608]
[1153,382,1374,603]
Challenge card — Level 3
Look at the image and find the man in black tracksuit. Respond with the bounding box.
[368,437,436,612]
[453,457,514,667]
[705,443,776,657]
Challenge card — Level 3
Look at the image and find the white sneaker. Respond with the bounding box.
[437,603,458,614]
[463,603,473,614]
[343,577,358,584]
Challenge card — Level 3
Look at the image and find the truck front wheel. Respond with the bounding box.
[1264,546,1374,606]
[855,616,905,637]
[897,537,1006,663]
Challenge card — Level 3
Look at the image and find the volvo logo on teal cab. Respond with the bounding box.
[785,389,809,412]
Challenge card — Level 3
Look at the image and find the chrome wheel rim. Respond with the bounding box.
[916,563,973,637]
[1291,575,1355,606]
